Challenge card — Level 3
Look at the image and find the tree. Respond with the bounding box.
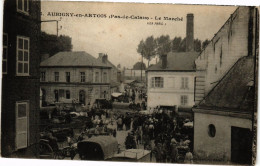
[202,39,210,50]
[194,38,202,52]
[40,32,73,56]
[156,35,172,58]
[174,37,203,52]
[178,37,186,52]
[133,62,146,70]
[171,37,182,52]
[137,36,157,67]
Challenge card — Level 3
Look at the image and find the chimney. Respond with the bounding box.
[186,13,194,52]
[161,54,167,69]
[102,54,108,64]
[99,53,103,58]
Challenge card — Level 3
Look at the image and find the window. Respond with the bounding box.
[151,77,164,88]
[181,77,189,89]
[54,72,59,82]
[103,91,107,98]
[80,72,85,82]
[208,124,216,137]
[66,90,70,99]
[17,0,29,14]
[16,101,29,149]
[3,33,7,74]
[181,95,188,106]
[95,72,99,83]
[17,36,29,76]
[79,90,85,105]
[41,72,46,81]
[66,72,70,82]
[103,72,107,83]
[54,90,59,102]
[59,89,65,99]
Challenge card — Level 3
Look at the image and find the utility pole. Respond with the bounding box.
[141,49,144,82]
[141,49,144,101]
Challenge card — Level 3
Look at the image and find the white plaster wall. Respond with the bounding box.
[147,71,195,108]
[195,7,250,95]
[40,67,111,83]
[194,112,252,161]
[41,84,110,105]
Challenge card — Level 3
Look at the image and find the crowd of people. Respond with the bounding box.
[123,108,194,164]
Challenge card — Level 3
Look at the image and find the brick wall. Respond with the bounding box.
[1,0,41,156]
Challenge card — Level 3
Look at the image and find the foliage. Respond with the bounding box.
[156,35,172,57]
[137,36,157,66]
[137,35,209,62]
[40,32,73,56]
[194,39,202,52]
[202,39,210,50]
[133,62,146,70]
[171,37,182,51]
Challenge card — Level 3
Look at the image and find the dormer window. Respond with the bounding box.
[17,0,29,15]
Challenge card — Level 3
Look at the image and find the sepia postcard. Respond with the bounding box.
[1,0,259,166]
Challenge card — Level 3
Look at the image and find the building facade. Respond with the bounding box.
[97,53,121,92]
[1,0,41,156]
[146,13,199,109]
[193,57,255,164]
[195,7,258,103]
[193,6,258,164]
[40,51,111,107]
[146,52,198,109]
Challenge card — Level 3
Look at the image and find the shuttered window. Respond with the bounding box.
[181,77,189,89]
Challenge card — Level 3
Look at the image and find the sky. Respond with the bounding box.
[41,1,237,69]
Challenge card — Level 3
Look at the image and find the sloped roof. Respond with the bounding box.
[147,51,199,71]
[197,56,255,112]
[97,56,118,69]
[40,51,111,68]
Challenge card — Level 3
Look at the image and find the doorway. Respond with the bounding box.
[231,126,252,164]
[79,90,86,105]
[54,90,59,102]
[42,89,46,106]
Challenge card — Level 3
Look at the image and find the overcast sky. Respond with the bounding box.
[41,1,236,68]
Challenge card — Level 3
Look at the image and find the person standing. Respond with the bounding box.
[117,116,123,131]
[170,139,179,163]
[153,143,163,163]
[184,148,193,164]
